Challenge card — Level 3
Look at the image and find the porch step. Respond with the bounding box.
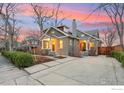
[80,51,88,57]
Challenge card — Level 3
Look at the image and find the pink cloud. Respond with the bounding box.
[17,4,111,23]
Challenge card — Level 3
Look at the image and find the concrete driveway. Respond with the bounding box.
[1,55,124,85]
[25,56,124,85]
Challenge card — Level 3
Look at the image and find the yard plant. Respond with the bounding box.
[111,51,124,66]
[2,51,34,68]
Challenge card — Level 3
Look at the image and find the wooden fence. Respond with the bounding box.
[98,45,123,55]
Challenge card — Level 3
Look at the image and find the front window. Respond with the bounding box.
[59,40,63,49]
[43,41,49,49]
[90,42,94,48]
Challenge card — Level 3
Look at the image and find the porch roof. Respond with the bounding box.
[40,26,69,40]
[76,30,102,41]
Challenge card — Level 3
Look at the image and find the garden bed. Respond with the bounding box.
[55,55,66,59]
[33,55,54,64]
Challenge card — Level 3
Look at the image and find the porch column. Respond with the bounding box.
[41,40,43,49]
[49,37,52,51]
[86,40,89,51]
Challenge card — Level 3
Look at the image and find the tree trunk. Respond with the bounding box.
[119,35,124,51]
[9,36,12,51]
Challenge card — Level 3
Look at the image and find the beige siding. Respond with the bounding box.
[57,37,69,56]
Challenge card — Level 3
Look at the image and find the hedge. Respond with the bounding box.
[2,51,34,68]
[111,51,124,66]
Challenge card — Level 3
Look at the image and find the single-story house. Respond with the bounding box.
[40,19,102,57]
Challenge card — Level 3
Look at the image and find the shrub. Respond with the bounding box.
[111,51,124,66]
[2,51,34,68]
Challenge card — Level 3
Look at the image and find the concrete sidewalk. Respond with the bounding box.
[0,56,42,85]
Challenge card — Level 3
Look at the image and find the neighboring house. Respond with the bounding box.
[21,36,40,51]
[0,38,20,50]
[0,38,6,49]
[40,19,102,57]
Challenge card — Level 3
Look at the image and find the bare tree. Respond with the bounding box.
[100,4,124,51]
[53,3,67,26]
[31,3,68,35]
[86,4,124,50]
[31,4,54,36]
[102,26,116,47]
[0,3,20,51]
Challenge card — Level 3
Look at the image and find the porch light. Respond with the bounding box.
[83,40,86,43]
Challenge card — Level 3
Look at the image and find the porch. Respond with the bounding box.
[41,37,66,56]
[79,39,99,56]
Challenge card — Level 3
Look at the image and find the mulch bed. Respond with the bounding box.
[55,56,66,59]
[33,55,54,64]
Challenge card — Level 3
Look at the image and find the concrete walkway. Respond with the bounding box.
[1,55,124,85]
[0,55,42,85]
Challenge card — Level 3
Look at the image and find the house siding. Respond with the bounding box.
[68,38,80,57]
[47,28,65,37]
[57,37,69,56]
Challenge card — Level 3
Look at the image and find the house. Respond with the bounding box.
[20,36,40,52]
[0,38,6,49]
[40,19,102,57]
[0,37,20,51]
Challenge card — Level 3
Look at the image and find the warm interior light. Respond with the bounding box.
[60,40,63,49]
[52,41,55,45]
[90,42,94,48]
[83,40,86,43]
[43,38,50,41]
[44,41,49,49]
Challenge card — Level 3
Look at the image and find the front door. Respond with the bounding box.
[52,44,55,51]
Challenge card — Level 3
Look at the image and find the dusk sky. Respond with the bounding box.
[16,3,111,41]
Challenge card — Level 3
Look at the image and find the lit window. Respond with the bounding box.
[60,40,63,49]
[44,41,49,49]
[90,42,94,48]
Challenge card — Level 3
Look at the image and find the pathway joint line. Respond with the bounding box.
[112,60,118,85]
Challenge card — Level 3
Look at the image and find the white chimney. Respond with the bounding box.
[72,19,77,37]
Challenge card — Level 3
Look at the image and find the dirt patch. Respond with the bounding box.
[33,55,54,64]
[55,56,66,59]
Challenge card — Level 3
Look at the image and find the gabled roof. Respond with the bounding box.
[40,25,102,41]
[40,26,69,40]
[56,25,69,29]
[76,30,101,41]
[84,29,99,35]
